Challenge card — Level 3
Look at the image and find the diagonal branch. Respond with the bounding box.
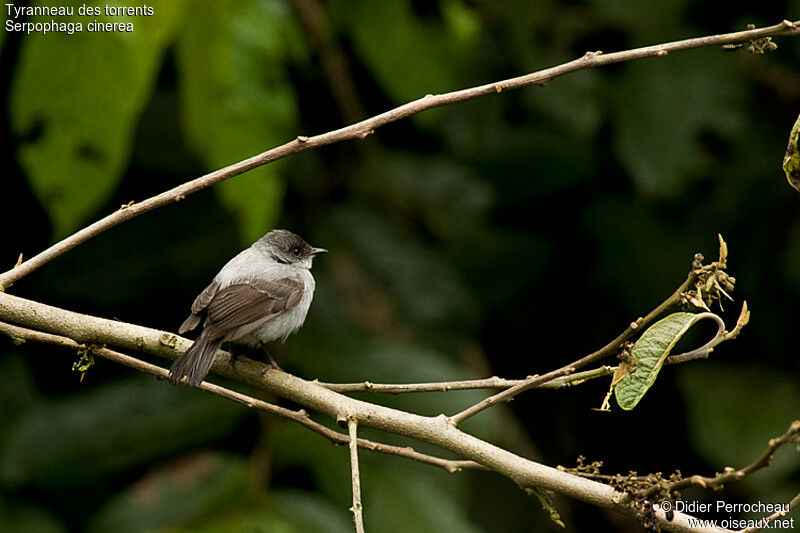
[448,272,696,425]
[0,291,724,532]
[635,420,800,500]
[742,490,800,533]
[2,20,799,290]
[317,336,739,396]
[0,320,482,474]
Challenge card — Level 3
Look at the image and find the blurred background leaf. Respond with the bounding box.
[0,378,245,489]
[177,0,304,243]
[9,0,186,237]
[86,452,254,533]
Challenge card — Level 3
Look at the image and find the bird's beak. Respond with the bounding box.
[311,247,328,255]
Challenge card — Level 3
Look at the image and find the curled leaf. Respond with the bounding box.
[782,113,800,192]
[615,312,722,410]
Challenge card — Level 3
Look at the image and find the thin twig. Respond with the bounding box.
[290,299,745,397]
[635,420,800,500]
[0,320,483,474]
[318,367,618,393]
[742,490,800,533]
[318,376,525,393]
[448,272,696,425]
[348,418,366,533]
[2,20,799,290]
[319,335,739,395]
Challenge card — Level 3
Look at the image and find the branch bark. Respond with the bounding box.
[742,489,800,533]
[448,272,696,425]
[1,20,798,290]
[348,418,366,533]
[0,320,481,473]
[0,290,726,532]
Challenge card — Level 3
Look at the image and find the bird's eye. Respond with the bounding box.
[292,247,301,256]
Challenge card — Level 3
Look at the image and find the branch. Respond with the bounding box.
[319,329,744,396]
[635,420,800,500]
[347,418,366,533]
[318,370,624,394]
[2,20,799,290]
[742,490,800,533]
[448,272,697,425]
[0,320,481,474]
[0,291,723,532]
[567,421,799,522]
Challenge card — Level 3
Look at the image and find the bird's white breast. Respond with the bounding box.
[212,247,317,345]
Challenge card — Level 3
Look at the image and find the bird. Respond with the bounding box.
[169,229,326,386]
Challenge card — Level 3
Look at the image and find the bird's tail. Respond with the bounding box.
[169,330,222,387]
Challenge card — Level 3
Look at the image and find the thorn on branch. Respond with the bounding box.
[582,51,603,62]
[296,135,309,143]
[14,253,23,268]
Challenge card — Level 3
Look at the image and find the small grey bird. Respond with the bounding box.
[170,229,326,386]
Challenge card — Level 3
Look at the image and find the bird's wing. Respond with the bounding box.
[179,280,221,334]
[203,275,305,341]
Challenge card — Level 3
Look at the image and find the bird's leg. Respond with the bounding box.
[263,347,283,371]
[226,343,243,367]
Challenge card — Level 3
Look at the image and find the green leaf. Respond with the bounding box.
[525,69,602,139]
[352,153,494,244]
[331,0,473,126]
[679,363,800,476]
[586,0,691,40]
[271,423,481,533]
[269,491,353,533]
[0,352,41,442]
[582,195,687,312]
[185,491,353,533]
[321,208,479,333]
[0,497,66,533]
[782,113,800,192]
[289,335,503,439]
[86,453,252,533]
[611,52,744,197]
[366,463,482,533]
[0,378,246,488]
[10,0,186,237]
[176,0,302,242]
[615,312,717,410]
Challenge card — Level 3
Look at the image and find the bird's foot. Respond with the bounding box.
[263,349,283,372]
